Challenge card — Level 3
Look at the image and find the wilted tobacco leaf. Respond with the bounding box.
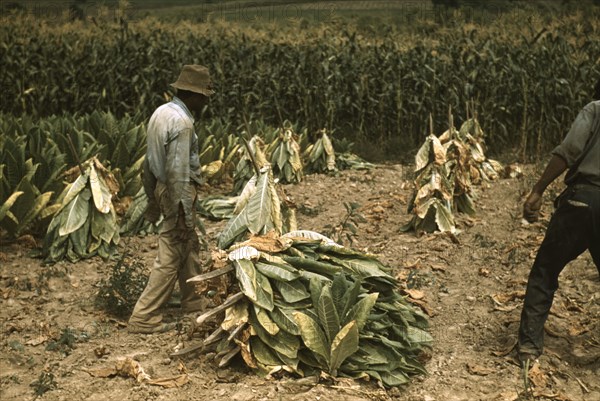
[221,301,249,331]
[329,321,359,373]
[255,261,300,282]
[254,304,279,335]
[294,312,329,364]
[89,164,113,214]
[317,285,341,344]
[273,280,311,303]
[344,293,378,330]
[269,307,300,336]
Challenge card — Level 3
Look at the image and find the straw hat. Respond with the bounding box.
[171,65,215,96]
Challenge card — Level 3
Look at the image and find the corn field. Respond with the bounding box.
[2,10,599,158]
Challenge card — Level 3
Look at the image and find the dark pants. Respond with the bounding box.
[518,184,600,356]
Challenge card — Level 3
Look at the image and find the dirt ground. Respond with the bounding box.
[1,164,599,401]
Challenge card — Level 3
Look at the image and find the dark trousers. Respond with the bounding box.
[518,184,600,356]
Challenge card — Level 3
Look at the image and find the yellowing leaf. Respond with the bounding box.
[329,320,359,373]
[293,312,329,363]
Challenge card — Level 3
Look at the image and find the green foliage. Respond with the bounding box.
[43,158,120,263]
[95,252,149,317]
[405,111,504,234]
[45,327,89,356]
[196,232,431,387]
[304,129,336,174]
[324,202,366,247]
[30,372,57,397]
[1,13,598,158]
[119,187,161,236]
[0,158,55,238]
[219,167,282,249]
[270,129,303,184]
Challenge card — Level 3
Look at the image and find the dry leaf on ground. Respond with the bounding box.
[528,363,548,389]
[25,335,49,346]
[147,375,189,388]
[84,357,189,388]
[466,361,495,376]
[404,289,425,300]
[491,291,525,305]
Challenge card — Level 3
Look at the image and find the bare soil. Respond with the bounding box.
[1,164,598,401]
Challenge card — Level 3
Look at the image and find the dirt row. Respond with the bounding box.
[1,164,598,401]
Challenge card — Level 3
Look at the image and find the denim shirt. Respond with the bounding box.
[144,97,202,230]
[553,100,600,187]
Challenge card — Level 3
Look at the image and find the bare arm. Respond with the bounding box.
[532,155,568,194]
[523,155,568,222]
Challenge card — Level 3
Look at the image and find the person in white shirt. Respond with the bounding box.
[128,65,214,334]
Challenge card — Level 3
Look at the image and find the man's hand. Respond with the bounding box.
[144,200,161,224]
[523,190,543,223]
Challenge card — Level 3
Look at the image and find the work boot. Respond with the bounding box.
[127,322,176,334]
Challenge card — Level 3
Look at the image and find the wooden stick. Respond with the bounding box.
[429,113,434,136]
[196,292,244,326]
[187,265,234,283]
[204,326,226,346]
[218,347,240,368]
[170,327,226,358]
[226,322,247,342]
[66,134,85,176]
[236,131,260,176]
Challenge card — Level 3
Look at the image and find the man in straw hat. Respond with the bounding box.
[518,78,600,365]
[128,65,215,334]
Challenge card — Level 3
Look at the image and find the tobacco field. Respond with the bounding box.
[0,1,599,401]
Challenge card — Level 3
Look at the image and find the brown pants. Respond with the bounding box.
[128,186,203,329]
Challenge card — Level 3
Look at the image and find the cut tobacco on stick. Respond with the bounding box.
[186,170,432,388]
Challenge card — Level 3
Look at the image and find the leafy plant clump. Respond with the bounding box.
[43,157,120,263]
[324,202,366,247]
[404,111,505,234]
[405,131,455,234]
[45,327,89,356]
[270,128,303,184]
[0,158,56,239]
[96,252,149,317]
[304,129,336,174]
[119,187,161,237]
[218,166,282,249]
[233,136,269,195]
[189,231,431,388]
[30,371,57,397]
